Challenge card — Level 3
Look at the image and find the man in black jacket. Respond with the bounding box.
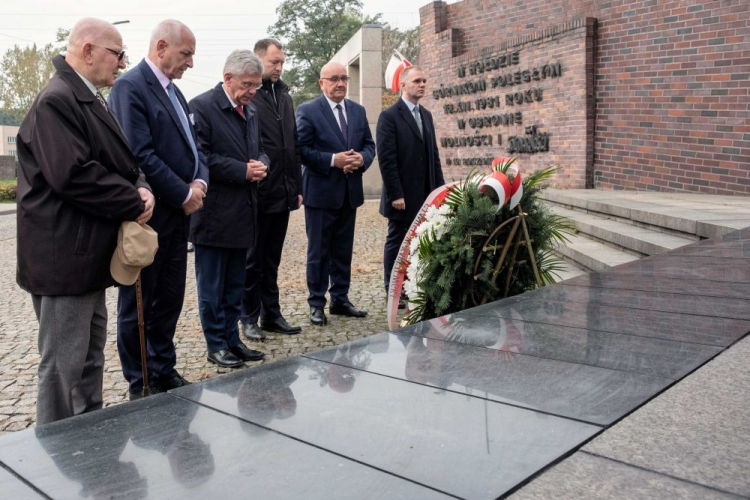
[377,66,445,307]
[240,39,303,340]
[16,18,154,424]
[189,50,269,367]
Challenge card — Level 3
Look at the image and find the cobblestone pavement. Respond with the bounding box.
[0,201,391,435]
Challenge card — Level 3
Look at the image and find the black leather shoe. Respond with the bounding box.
[242,322,266,341]
[261,316,301,335]
[207,349,244,368]
[229,342,265,362]
[310,306,327,326]
[152,374,191,392]
[330,302,368,318]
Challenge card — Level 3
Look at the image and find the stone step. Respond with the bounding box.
[551,259,587,283]
[540,188,750,238]
[554,233,640,272]
[549,205,695,256]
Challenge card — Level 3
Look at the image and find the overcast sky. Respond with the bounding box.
[0,0,435,99]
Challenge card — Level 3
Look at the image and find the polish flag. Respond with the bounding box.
[385,50,412,93]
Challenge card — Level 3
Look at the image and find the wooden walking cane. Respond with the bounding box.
[136,274,150,397]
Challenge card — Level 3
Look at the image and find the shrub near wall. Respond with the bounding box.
[0,182,17,202]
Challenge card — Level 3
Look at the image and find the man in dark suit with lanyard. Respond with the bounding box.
[376,66,445,307]
[109,19,209,399]
[296,62,376,327]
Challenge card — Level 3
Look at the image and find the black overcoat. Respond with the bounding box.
[16,55,148,296]
[376,98,445,221]
[252,78,303,213]
[188,83,270,248]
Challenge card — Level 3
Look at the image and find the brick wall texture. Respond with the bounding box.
[419,0,750,194]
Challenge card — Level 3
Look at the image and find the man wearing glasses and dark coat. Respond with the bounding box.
[188,50,269,368]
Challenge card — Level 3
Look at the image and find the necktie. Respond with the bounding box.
[235,105,245,119]
[336,104,348,145]
[95,91,109,111]
[167,82,199,180]
[413,105,423,138]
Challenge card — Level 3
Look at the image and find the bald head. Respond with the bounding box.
[149,19,193,50]
[148,20,196,80]
[65,18,124,88]
[320,62,346,80]
[68,18,119,51]
[319,62,348,103]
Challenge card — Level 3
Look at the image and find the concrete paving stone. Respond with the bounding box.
[0,201,395,436]
[510,452,741,500]
[583,335,750,497]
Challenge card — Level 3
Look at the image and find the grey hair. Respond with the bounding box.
[223,50,263,76]
[150,19,190,48]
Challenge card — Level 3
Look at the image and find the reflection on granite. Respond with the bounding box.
[0,392,450,499]
[525,284,750,320]
[564,272,750,300]
[173,357,601,499]
[611,256,750,283]
[672,239,750,258]
[398,314,722,380]
[0,465,42,499]
[306,332,672,425]
[462,299,750,347]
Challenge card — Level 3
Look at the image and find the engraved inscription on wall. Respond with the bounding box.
[434,50,563,167]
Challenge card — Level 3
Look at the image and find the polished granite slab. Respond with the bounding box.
[173,356,601,499]
[0,394,452,500]
[0,465,42,499]
[396,314,722,380]
[563,272,750,300]
[460,299,750,347]
[305,332,673,425]
[672,239,750,258]
[583,335,750,498]
[609,256,750,283]
[522,284,750,320]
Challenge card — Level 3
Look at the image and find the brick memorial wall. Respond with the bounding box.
[419,0,749,194]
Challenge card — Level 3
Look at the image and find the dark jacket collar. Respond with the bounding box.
[52,55,96,104]
[261,78,289,94]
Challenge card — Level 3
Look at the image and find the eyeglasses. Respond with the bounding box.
[322,76,350,83]
[239,81,263,90]
[94,44,126,61]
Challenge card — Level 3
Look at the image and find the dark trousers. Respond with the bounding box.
[195,244,246,352]
[241,211,290,324]
[305,204,357,308]
[117,213,187,393]
[383,218,411,291]
[32,290,107,425]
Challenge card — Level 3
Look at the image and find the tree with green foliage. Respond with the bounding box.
[0,29,68,123]
[0,44,57,123]
[268,0,381,106]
